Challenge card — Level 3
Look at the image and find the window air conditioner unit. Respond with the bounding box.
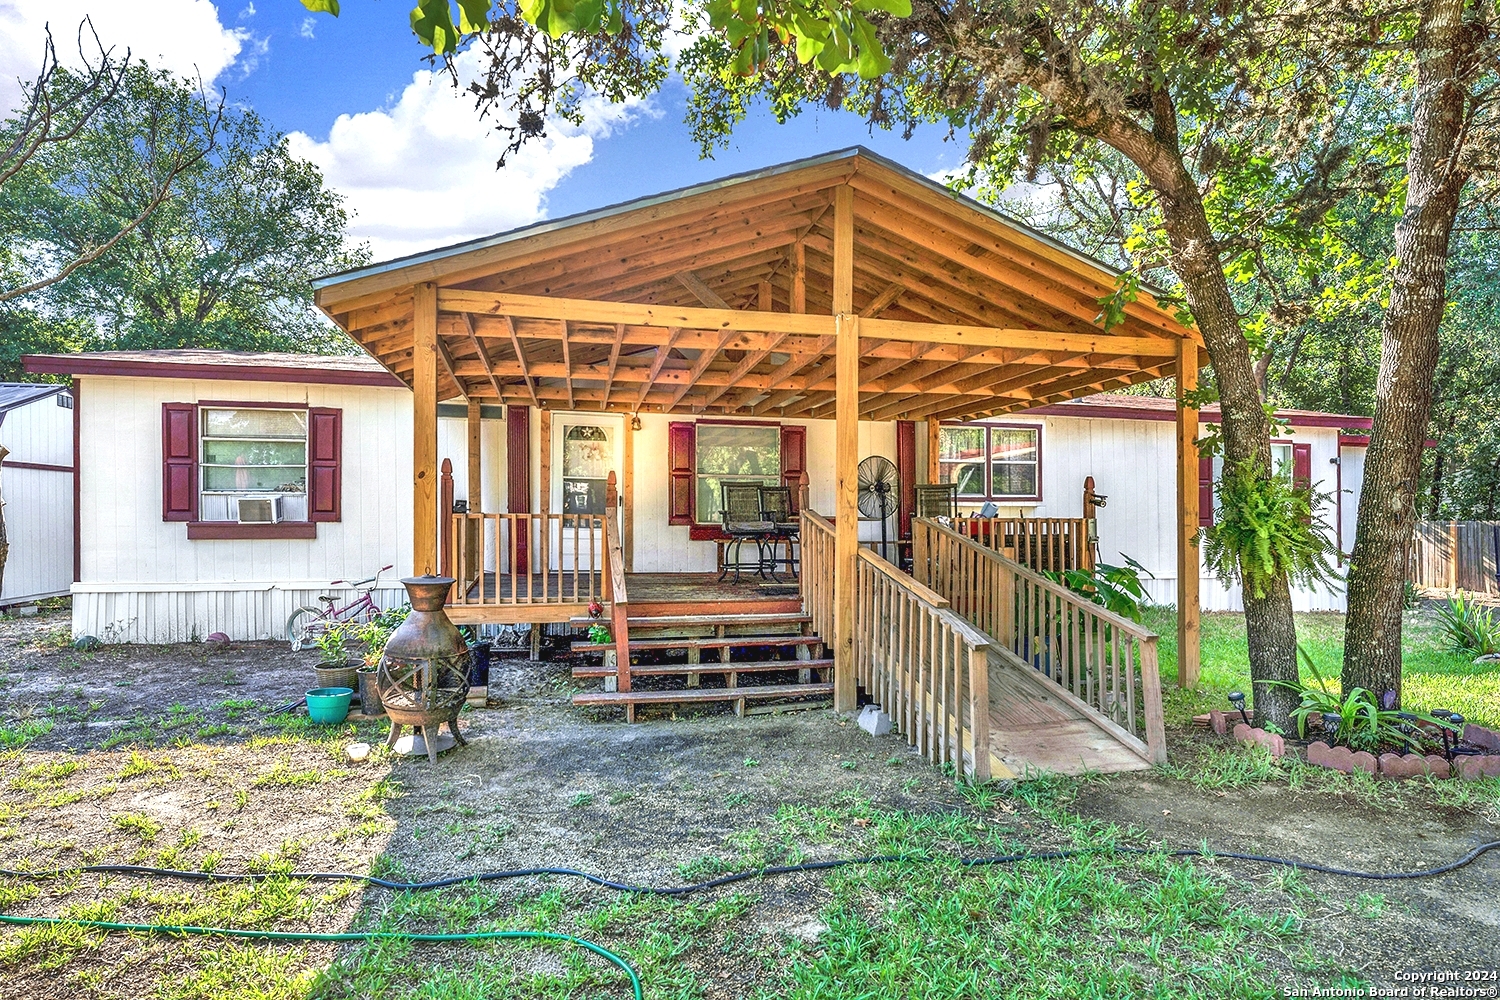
[236,495,284,524]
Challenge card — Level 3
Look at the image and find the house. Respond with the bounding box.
[0,383,75,608]
[25,148,1371,778]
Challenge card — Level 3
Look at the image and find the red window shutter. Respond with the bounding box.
[307,407,342,522]
[162,403,198,522]
[1292,442,1312,491]
[667,421,696,525]
[1198,455,1215,528]
[895,420,916,537]
[780,423,808,512]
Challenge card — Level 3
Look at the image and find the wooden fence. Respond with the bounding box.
[912,517,1165,765]
[1409,521,1500,595]
[802,510,993,782]
[957,517,1093,575]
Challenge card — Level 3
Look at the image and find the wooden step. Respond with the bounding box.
[572,682,834,707]
[568,612,811,630]
[571,635,824,654]
[572,658,832,680]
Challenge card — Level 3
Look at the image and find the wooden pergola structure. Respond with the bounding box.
[313,147,1207,705]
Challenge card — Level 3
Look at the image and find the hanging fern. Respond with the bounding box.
[1202,458,1338,600]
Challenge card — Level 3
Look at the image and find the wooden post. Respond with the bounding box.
[538,407,552,582]
[797,469,810,515]
[926,416,940,484]
[413,281,439,576]
[1175,339,1201,688]
[466,399,482,576]
[622,415,635,573]
[439,458,454,580]
[967,645,991,783]
[832,183,858,715]
[1082,475,1100,572]
[604,470,631,695]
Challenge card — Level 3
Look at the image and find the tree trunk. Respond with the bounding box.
[1150,168,1301,728]
[1344,0,1471,706]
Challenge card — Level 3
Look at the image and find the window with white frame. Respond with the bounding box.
[695,423,781,524]
[198,408,309,521]
[938,423,1041,501]
[1211,442,1293,485]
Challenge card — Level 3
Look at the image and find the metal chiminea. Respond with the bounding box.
[377,576,471,763]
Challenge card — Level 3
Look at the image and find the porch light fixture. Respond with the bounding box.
[1227,691,1249,726]
[629,414,642,431]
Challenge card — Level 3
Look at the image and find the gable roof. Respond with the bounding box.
[313,147,1161,300]
[0,383,67,414]
[313,147,1199,422]
[23,350,404,388]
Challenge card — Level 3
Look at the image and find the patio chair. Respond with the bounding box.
[718,481,774,583]
[758,485,799,580]
[914,483,959,521]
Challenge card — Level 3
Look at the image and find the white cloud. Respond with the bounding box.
[288,50,653,262]
[0,0,251,114]
[300,16,316,39]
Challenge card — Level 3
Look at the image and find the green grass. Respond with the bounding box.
[0,719,53,749]
[306,787,1324,998]
[1145,607,1500,729]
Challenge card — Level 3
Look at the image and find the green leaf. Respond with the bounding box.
[855,0,911,16]
[410,0,462,53]
[299,0,340,13]
[456,0,491,31]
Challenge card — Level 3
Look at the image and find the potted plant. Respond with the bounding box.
[352,605,410,717]
[313,623,359,692]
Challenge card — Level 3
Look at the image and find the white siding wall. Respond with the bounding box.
[625,413,897,573]
[1028,416,1351,613]
[0,391,75,604]
[71,376,498,643]
[622,410,1357,611]
[75,375,1366,642]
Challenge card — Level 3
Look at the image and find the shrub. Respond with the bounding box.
[1435,594,1500,656]
[353,604,411,666]
[1271,648,1456,753]
[1045,555,1152,623]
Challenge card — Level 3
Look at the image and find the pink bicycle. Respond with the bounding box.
[286,565,393,651]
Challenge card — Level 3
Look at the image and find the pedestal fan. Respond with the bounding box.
[857,456,900,562]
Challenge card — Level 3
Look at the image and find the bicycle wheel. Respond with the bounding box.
[286,606,324,651]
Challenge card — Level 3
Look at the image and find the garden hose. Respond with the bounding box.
[0,914,643,1000]
[3,838,1497,894]
[2,840,1494,1000]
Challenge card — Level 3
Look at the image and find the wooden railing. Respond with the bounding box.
[803,510,994,783]
[913,517,1165,765]
[445,511,606,607]
[602,471,631,691]
[957,517,1093,574]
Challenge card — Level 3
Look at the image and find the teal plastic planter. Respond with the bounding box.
[305,687,354,725]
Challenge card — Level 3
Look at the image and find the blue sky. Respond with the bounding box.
[0,1,966,261]
[230,3,967,224]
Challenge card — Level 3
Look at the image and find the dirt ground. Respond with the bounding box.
[1,602,1498,996]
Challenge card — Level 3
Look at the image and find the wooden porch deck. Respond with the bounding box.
[447,571,802,624]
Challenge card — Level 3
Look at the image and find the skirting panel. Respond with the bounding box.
[71,585,409,644]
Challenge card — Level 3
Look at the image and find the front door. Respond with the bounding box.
[550,415,621,572]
